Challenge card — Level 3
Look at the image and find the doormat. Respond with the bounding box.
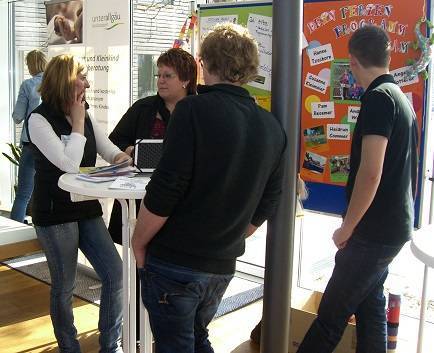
[3,253,264,319]
[3,253,102,304]
[214,282,263,319]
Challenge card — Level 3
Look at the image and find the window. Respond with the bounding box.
[137,54,158,99]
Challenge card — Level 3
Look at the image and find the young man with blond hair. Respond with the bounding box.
[132,23,286,353]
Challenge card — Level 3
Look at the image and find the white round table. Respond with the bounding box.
[58,173,149,200]
[58,173,152,353]
[411,224,434,353]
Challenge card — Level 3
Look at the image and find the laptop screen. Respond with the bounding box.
[134,139,164,172]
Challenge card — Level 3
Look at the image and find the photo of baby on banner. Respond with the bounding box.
[45,0,83,45]
[331,60,364,102]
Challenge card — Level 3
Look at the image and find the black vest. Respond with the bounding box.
[26,102,102,226]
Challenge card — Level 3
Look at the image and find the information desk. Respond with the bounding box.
[58,173,152,353]
[411,224,434,353]
[0,216,39,261]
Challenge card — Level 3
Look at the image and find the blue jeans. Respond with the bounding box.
[10,144,35,222]
[36,217,123,353]
[297,237,403,353]
[139,255,233,353]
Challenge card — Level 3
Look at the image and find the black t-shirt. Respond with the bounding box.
[346,74,418,245]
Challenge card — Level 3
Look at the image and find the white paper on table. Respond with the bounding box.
[109,177,147,190]
[76,174,118,183]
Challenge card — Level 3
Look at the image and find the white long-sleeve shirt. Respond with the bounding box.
[28,113,121,173]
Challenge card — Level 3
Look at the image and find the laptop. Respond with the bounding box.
[134,139,164,172]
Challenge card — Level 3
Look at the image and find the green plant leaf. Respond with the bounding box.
[7,143,21,162]
[2,152,19,166]
[2,143,21,166]
[12,145,22,160]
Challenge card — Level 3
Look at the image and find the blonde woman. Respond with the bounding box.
[11,49,46,222]
[26,54,129,353]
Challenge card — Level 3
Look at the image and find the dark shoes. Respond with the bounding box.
[250,320,262,344]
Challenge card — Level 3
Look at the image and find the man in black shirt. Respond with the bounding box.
[131,23,286,353]
[298,26,418,353]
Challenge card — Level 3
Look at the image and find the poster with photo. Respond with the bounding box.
[45,0,83,45]
[47,0,130,136]
[301,0,426,188]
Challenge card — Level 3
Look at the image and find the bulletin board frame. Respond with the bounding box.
[198,0,430,224]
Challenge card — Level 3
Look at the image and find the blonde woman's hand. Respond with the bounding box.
[113,152,132,165]
[125,145,134,156]
[70,91,86,125]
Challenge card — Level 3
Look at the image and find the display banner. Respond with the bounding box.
[301,0,428,215]
[198,2,273,111]
[46,0,130,134]
[196,0,430,217]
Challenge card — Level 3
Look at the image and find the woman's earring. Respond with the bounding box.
[182,84,186,88]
